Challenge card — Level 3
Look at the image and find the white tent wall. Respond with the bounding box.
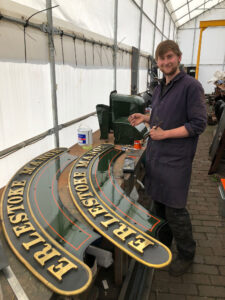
[139,56,149,93]
[177,1,225,93]
[141,16,155,55]
[156,0,165,33]
[0,136,55,191]
[0,0,176,189]
[0,18,55,188]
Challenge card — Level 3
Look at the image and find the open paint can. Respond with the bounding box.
[78,125,93,149]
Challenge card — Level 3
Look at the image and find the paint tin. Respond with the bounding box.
[134,140,142,150]
[78,125,93,149]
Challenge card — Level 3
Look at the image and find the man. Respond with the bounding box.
[128,40,207,276]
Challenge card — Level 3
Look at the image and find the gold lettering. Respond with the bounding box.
[82,156,93,161]
[42,153,55,158]
[88,205,107,218]
[76,160,89,168]
[19,166,36,175]
[22,232,46,251]
[34,243,60,267]
[77,191,94,200]
[128,235,154,254]
[8,187,24,197]
[81,198,99,207]
[9,213,29,224]
[13,221,35,237]
[11,180,26,187]
[7,196,23,204]
[75,185,89,192]
[36,155,48,162]
[89,146,102,153]
[100,213,120,228]
[73,172,86,178]
[73,177,88,185]
[7,204,25,215]
[113,223,136,242]
[30,160,43,167]
[52,149,64,154]
[48,257,78,281]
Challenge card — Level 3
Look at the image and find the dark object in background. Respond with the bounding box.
[215,100,225,121]
[96,104,110,139]
[186,66,196,78]
[142,90,153,107]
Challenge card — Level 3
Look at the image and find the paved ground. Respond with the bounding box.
[149,125,225,300]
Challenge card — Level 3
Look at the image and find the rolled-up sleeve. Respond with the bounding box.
[184,81,207,137]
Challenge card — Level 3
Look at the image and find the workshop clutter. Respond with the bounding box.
[207,70,225,124]
[96,91,149,145]
[218,178,225,217]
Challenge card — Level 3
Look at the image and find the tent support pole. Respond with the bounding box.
[46,0,59,147]
[113,0,118,91]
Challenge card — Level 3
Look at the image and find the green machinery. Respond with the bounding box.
[96,91,147,145]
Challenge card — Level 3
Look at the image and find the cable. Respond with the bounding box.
[23,5,59,63]
[27,5,59,24]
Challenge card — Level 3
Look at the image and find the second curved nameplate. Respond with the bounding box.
[69,144,172,268]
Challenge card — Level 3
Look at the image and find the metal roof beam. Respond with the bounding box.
[171,0,194,15]
[178,0,225,28]
[175,0,212,23]
[187,0,191,19]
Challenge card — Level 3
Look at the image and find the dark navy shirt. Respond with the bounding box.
[146,71,207,208]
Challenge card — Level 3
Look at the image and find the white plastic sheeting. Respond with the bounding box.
[56,66,114,124]
[143,0,157,23]
[164,10,170,38]
[156,0,165,33]
[118,1,140,48]
[154,29,163,54]
[0,135,55,191]
[141,15,154,54]
[8,0,115,40]
[0,61,52,150]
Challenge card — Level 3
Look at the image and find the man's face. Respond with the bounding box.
[156,50,181,76]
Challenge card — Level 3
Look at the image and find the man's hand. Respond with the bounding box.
[150,125,190,140]
[150,126,166,140]
[128,113,149,126]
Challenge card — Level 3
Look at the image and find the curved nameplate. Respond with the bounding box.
[69,144,172,268]
[1,149,100,296]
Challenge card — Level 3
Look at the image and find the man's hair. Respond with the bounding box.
[155,40,182,60]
